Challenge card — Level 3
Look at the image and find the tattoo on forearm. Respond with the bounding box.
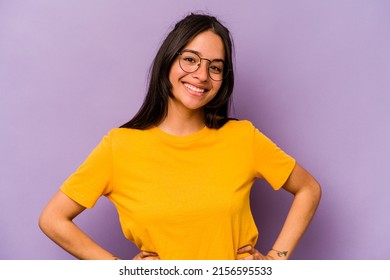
[271,248,288,257]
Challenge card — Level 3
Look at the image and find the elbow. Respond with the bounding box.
[38,209,50,235]
[295,176,322,209]
[38,207,57,238]
[310,179,322,209]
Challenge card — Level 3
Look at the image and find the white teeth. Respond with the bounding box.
[184,83,205,93]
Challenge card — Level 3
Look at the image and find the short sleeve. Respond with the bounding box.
[60,133,113,208]
[253,127,296,190]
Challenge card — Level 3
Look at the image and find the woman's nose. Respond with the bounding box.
[192,60,209,81]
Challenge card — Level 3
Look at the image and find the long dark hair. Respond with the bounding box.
[120,13,235,129]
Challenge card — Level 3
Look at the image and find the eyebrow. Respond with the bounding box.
[182,49,225,62]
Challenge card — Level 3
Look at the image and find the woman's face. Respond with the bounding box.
[168,30,225,113]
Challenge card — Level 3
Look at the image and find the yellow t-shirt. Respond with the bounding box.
[60,120,295,259]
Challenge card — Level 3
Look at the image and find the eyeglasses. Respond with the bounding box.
[177,51,229,81]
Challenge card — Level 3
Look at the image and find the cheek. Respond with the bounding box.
[211,82,223,95]
[169,61,185,84]
[207,82,223,103]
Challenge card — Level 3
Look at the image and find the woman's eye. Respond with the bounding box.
[210,65,222,73]
[184,57,196,63]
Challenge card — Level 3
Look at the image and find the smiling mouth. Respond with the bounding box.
[184,83,207,94]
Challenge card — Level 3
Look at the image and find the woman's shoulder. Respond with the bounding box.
[103,127,152,143]
[222,119,256,131]
[107,127,150,135]
[216,119,258,141]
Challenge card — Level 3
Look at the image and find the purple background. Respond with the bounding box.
[1,0,389,260]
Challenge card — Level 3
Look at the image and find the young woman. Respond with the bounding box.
[39,13,321,260]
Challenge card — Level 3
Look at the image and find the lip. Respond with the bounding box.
[182,82,209,97]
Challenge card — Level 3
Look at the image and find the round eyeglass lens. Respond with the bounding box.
[178,51,227,81]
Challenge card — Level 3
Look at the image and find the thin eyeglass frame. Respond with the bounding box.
[177,50,229,81]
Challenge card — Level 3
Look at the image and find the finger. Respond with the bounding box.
[133,251,159,260]
[237,245,254,254]
[142,256,160,260]
[237,254,254,260]
[252,250,264,260]
[140,251,158,257]
[237,246,265,260]
[139,251,159,260]
[132,253,143,260]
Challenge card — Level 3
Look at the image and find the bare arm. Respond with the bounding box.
[238,163,321,260]
[39,191,118,260]
[268,162,321,259]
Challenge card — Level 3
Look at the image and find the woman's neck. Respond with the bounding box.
[157,103,205,136]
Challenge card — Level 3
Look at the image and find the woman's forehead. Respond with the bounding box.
[183,30,225,60]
